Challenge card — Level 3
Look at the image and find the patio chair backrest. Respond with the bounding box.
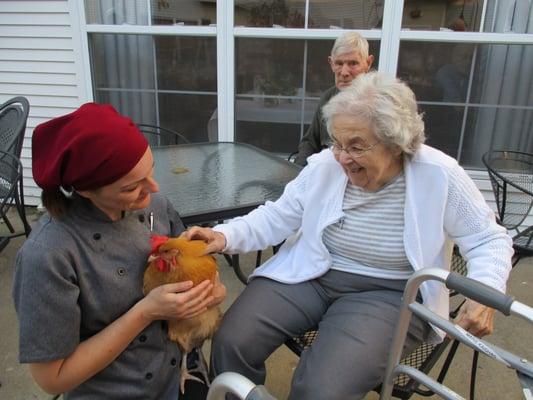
[0,150,24,251]
[482,150,533,231]
[0,97,30,157]
[137,123,189,147]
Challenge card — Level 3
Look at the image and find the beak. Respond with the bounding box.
[148,254,159,263]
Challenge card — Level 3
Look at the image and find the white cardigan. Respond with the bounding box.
[214,145,513,339]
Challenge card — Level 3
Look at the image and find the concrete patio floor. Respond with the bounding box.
[1,207,532,399]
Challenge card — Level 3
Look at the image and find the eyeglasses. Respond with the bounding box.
[330,141,379,159]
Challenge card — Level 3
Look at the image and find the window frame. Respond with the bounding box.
[76,0,533,163]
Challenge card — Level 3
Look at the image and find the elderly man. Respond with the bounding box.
[295,32,374,166]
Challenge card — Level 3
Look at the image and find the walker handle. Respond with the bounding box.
[446,272,514,316]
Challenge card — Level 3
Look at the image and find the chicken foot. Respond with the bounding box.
[179,351,210,394]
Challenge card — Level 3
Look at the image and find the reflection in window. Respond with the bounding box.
[398,42,474,103]
[234,38,306,152]
[234,0,383,29]
[482,1,533,33]
[89,33,217,143]
[401,0,483,32]
[85,0,216,26]
[401,0,533,34]
[150,0,216,25]
[158,93,217,142]
[308,0,383,29]
[235,0,306,28]
[232,37,380,154]
[85,0,149,25]
[419,104,464,158]
[236,39,303,96]
[462,107,533,169]
[90,34,155,90]
[155,36,217,92]
[398,41,533,168]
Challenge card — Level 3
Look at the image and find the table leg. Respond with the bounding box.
[0,237,10,253]
[231,255,248,285]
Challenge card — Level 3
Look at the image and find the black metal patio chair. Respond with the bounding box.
[482,150,533,267]
[0,151,27,252]
[137,123,189,147]
[0,96,31,237]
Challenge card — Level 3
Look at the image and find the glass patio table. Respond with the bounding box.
[152,142,302,282]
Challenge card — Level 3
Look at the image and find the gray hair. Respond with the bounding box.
[322,71,425,155]
[331,32,370,60]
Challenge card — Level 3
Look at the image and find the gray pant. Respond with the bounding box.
[211,270,430,400]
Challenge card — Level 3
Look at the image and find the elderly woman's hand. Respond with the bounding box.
[455,299,495,337]
[181,226,227,254]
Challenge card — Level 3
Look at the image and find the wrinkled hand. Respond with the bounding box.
[455,299,495,337]
[181,226,227,255]
[141,280,214,322]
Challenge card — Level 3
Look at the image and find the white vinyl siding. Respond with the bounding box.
[0,0,89,206]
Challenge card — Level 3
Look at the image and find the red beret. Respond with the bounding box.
[32,103,148,191]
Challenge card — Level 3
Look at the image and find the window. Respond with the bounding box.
[85,1,217,143]
[89,33,217,143]
[233,38,380,154]
[82,0,533,168]
[398,0,533,168]
[85,0,216,26]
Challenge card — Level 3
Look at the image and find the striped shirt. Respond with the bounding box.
[323,173,413,279]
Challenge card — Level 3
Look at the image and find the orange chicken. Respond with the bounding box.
[143,235,222,393]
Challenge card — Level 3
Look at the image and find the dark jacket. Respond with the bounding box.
[295,86,338,166]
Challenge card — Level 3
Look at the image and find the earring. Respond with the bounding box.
[59,185,74,198]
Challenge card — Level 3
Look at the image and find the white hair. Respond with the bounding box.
[331,31,370,59]
[322,71,425,155]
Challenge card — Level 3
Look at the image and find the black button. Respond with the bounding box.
[93,233,101,240]
[117,267,126,276]
[139,334,147,343]
[138,214,145,223]
[145,372,153,380]
[170,358,177,366]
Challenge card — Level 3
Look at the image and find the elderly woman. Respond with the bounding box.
[185,72,513,399]
[12,103,225,399]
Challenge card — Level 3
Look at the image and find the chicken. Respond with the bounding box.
[143,234,222,393]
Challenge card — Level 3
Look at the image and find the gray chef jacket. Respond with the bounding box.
[12,192,184,399]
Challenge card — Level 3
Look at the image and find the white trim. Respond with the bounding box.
[96,87,217,96]
[378,0,403,75]
[69,0,92,103]
[417,101,533,110]
[233,27,382,40]
[479,0,489,32]
[400,31,533,44]
[304,1,309,29]
[216,0,234,142]
[75,0,533,168]
[85,24,216,36]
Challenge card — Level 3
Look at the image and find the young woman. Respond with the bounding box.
[13,103,225,399]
